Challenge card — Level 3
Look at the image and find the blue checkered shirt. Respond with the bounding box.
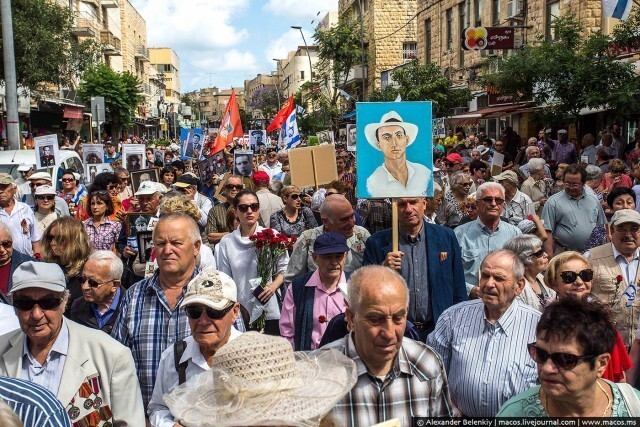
[111,269,198,408]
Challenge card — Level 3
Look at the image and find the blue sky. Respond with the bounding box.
[130,0,338,93]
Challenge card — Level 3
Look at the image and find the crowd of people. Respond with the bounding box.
[1,125,640,426]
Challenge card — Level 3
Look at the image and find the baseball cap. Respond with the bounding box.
[493,170,519,185]
[610,209,640,227]
[445,153,463,164]
[34,185,56,196]
[135,181,167,196]
[557,129,568,135]
[105,141,115,147]
[0,173,14,185]
[181,268,238,311]
[17,164,33,172]
[174,173,198,188]
[28,172,52,182]
[313,232,349,255]
[11,262,67,293]
[252,171,270,186]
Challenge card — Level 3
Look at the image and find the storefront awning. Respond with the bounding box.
[475,103,531,118]
[445,113,482,126]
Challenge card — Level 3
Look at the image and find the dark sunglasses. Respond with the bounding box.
[107,184,119,190]
[77,274,113,288]
[532,248,546,258]
[61,178,75,182]
[13,295,64,311]
[29,182,46,188]
[0,184,11,190]
[288,194,300,200]
[225,184,243,190]
[35,195,55,201]
[446,162,458,167]
[0,240,11,249]
[237,203,260,213]
[185,304,233,320]
[480,197,505,205]
[527,342,596,370]
[460,182,472,187]
[120,177,131,183]
[559,269,593,284]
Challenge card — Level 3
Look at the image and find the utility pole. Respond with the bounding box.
[1,0,20,149]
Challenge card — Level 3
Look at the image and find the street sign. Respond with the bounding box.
[462,27,519,50]
[91,97,105,122]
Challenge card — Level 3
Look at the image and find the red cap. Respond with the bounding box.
[252,171,270,185]
[445,153,463,164]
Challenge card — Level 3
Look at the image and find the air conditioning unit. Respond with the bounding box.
[480,49,499,57]
[506,0,525,19]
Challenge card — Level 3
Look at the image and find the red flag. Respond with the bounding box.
[267,96,295,133]
[208,89,244,155]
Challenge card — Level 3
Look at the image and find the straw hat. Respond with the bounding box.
[364,111,418,151]
[164,331,357,427]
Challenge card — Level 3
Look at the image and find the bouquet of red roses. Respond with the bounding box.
[249,228,296,330]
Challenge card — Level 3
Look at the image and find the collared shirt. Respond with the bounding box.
[279,270,347,350]
[111,269,197,408]
[91,287,122,329]
[205,202,230,235]
[21,321,69,396]
[585,244,640,288]
[326,333,453,425]
[503,190,535,223]
[399,223,430,323]
[0,201,41,255]
[427,299,540,417]
[0,375,72,427]
[256,189,284,226]
[454,218,521,293]
[365,160,432,198]
[520,176,549,215]
[541,189,606,252]
[551,140,577,164]
[258,161,283,180]
[148,330,242,427]
[518,163,552,179]
[581,144,598,164]
[83,217,122,251]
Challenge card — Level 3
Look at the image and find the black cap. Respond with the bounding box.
[313,232,349,255]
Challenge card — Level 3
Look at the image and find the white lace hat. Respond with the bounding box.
[164,331,357,427]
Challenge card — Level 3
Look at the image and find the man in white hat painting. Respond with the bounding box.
[365,111,431,198]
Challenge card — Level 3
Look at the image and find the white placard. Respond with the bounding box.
[83,144,104,165]
[122,144,147,171]
[34,134,60,170]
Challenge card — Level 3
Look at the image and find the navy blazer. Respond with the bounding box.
[362,219,467,323]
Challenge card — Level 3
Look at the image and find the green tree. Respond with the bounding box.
[77,64,141,138]
[369,59,473,117]
[482,12,640,124]
[0,0,100,89]
[250,86,281,120]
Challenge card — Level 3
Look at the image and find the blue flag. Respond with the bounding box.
[283,110,301,149]
[603,0,632,20]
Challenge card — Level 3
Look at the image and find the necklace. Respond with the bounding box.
[544,379,612,417]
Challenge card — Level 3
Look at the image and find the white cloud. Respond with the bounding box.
[191,50,260,73]
[266,29,314,62]
[263,0,338,20]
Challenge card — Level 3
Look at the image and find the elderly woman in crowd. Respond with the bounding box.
[601,159,633,197]
[520,158,550,215]
[585,187,636,250]
[504,235,555,311]
[550,163,569,196]
[585,164,605,204]
[33,185,59,234]
[542,251,631,383]
[444,171,473,228]
[83,190,122,251]
[270,185,318,238]
[215,190,289,336]
[42,217,92,305]
[498,297,640,417]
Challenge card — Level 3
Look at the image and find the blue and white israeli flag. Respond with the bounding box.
[283,110,301,149]
[603,0,633,20]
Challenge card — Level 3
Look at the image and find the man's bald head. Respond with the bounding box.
[319,194,356,238]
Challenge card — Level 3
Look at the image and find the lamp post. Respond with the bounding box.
[271,58,282,110]
[290,26,314,85]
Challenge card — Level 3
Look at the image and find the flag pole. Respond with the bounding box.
[392,199,398,252]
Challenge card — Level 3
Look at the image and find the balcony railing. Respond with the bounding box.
[100,30,121,55]
[71,11,99,38]
[134,46,150,61]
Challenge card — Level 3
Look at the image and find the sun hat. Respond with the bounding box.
[34,185,56,196]
[135,181,167,196]
[610,209,640,227]
[313,232,349,255]
[0,174,14,185]
[17,164,33,172]
[364,111,418,151]
[493,170,519,185]
[28,172,52,182]
[164,331,357,427]
[476,145,490,155]
[11,262,67,293]
[181,269,238,311]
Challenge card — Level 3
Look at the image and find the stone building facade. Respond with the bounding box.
[244,73,280,123]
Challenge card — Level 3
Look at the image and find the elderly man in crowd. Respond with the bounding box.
[455,182,521,297]
[0,261,145,425]
[0,222,34,303]
[148,269,242,426]
[542,164,606,255]
[586,209,640,347]
[258,148,283,180]
[285,194,370,282]
[173,173,212,229]
[327,265,453,425]
[493,170,534,224]
[550,129,577,164]
[253,171,283,225]
[280,232,349,351]
[428,250,540,417]
[68,251,124,334]
[518,143,551,179]
[520,158,550,215]
[363,197,467,339]
[0,174,41,257]
[112,212,202,409]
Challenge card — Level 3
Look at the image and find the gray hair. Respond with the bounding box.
[527,137,538,145]
[87,250,124,280]
[433,182,443,194]
[481,249,525,282]
[503,235,543,266]
[347,265,409,314]
[450,171,471,187]
[525,145,540,156]
[319,194,350,220]
[270,179,283,194]
[153,212,201,243]
[277,149,288,160]
[527,158,547,174]
[0,400,23,427]
[0,221,11,239]
[585,164,604,181]
[476,181,505,199]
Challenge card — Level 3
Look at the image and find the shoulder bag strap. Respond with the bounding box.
[173,340,188,385]
[617,382,640,416]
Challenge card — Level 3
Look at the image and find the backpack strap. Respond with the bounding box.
[173,340,188,385]
[617,382,640,416]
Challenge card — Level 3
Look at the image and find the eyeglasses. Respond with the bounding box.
[35,195,55,201]
[559,269,593,284]
[29,182,46,188]
[185,304,234,320]
[0,184,11,190]
[13,295,64,311]
[0,240,12,249]
[446,162,458,168]
[225,184,243,190]
[479,197,505,205]
[532,248,546,258]
[237,203,260,213]
[288,194,300,200]
[119,177,130,183]
[77,274,113,288]
[61,178,75,183]
[107,184,119,190]
[460,182,472,187]
[467,204,478,211]
[527,342,596,371]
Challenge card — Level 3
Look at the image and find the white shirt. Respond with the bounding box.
[21,321,69,396]
[256,189,284,225]
[366,160,432,198]
[193,193,213,227]
[0,201,42,255]
[0,303,19,336]
[258,161,283,180]
[148,329,241,427]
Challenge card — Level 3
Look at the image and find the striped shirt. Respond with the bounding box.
[326,333,453,426]
[111,269,197,408]
[0,375,71,427]
[427,299,540,417]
